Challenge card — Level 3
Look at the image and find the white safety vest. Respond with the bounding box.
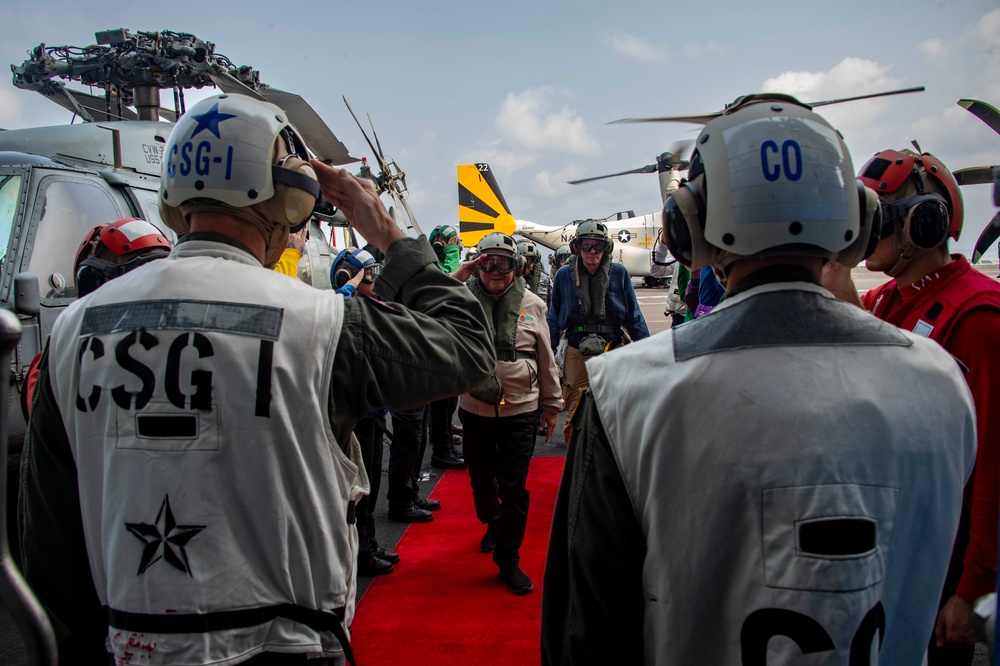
[47,239,367,665]
[587,281,976,665]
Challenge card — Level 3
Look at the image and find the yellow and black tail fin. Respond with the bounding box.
[458,163,517,248]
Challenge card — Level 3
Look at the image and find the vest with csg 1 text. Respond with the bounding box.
[46,239,366,665]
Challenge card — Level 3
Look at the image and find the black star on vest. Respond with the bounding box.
[125,495,206,576]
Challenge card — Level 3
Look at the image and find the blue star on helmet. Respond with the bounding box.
[189,103,237,138]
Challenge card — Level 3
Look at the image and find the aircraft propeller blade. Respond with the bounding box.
[954,166,996,187]
[972,210,1000,263]
[608,86,925,126]
[809,86,926,108]
[567,164,657,185]
[958,99,1000,137]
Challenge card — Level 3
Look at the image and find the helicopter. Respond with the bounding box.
[457,161,678,285]
[0,28,413,452]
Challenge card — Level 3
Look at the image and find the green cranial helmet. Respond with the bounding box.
[516,240,540,263]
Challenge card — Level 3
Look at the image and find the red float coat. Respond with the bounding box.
[864,256,1000,602]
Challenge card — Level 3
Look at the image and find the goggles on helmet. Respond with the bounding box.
[879,193,948,241]
[75,250,170,297]
[578,238,609,254]
[478,253,517,274]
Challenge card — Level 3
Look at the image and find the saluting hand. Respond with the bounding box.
[452,254,486,283]
[310,160,404,253]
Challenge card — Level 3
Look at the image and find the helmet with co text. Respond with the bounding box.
[661,93,881,274]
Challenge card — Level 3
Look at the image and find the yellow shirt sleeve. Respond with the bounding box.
[273,248,303,278]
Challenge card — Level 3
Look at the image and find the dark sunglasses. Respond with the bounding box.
[878,194,948,240]
[477,254,517,274]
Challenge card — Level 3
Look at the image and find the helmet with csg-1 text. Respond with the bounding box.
[159,93,322,258]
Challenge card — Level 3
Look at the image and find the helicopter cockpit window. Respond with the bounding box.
[0,175,23,272]
[29,178,123,301]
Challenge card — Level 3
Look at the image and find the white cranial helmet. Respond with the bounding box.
[159,93,320,254]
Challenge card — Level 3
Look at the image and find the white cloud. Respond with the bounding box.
[683,39,725,59]
[605,32,669,64]
[918,38,947,59]
[495,87,599,156]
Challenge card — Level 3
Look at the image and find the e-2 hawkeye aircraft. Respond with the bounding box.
[457,161,677,285]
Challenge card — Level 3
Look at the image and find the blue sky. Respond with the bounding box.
[1,0,999,256]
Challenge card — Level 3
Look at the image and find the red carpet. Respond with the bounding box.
[351,456,565,665]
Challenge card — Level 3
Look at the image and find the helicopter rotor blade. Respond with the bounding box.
[954,166,997,187]
[207,69,267,101]
[567,164,657,185]
[258,87,356,165]
[958,99,1000,137]
[343,97,385,169]
[368,113,386,162]
[972,210,1000,263]
[397,192,423,237]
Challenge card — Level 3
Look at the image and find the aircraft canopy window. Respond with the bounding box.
[30,179,122,300]
[0,175,23,271]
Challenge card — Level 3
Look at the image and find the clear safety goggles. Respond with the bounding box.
[878,193,948,240]
[362,263,382,284]
[578,238,609,254]
[477,253,517,274]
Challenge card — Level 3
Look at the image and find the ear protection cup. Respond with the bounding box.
[515,255,526,278]
[662,178,706,268]
[334,268,353,289]
[569,236,579,255]
[905,199,949,249]
[831,182,883,267]
[260,155,320,227]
